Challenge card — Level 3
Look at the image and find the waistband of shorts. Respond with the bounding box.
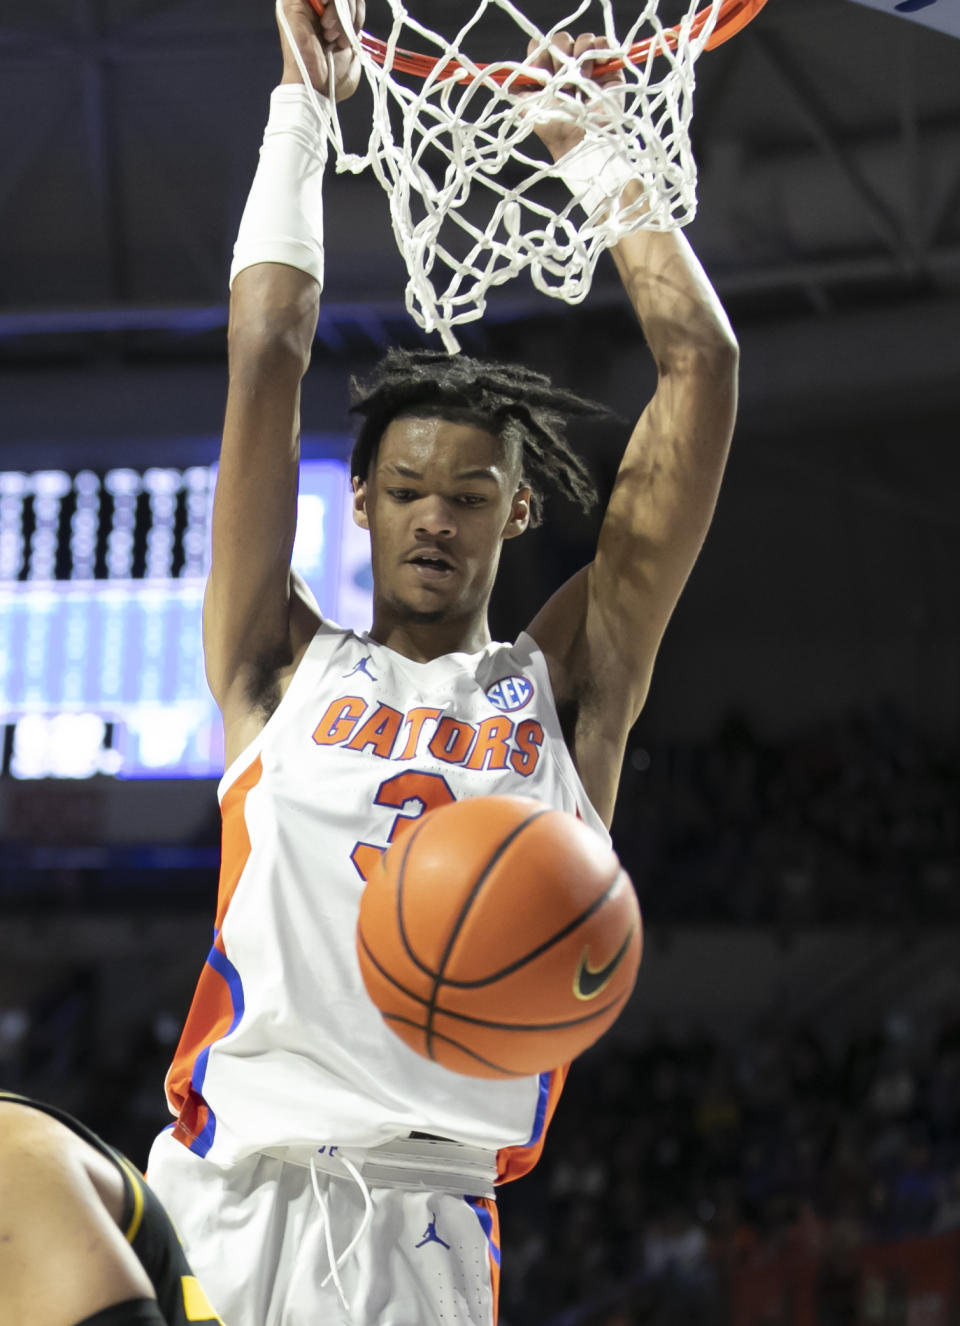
[263,1135,498,1199]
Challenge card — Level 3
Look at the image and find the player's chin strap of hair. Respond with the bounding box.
[309,1151,375,1312]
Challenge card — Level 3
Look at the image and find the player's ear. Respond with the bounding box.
[502,485,530,541]
[352,476,370,530]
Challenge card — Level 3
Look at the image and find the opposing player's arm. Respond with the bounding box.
[204,0,363,731]
[0,1101,156,1324]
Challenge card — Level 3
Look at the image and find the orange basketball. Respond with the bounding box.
[356,795,642,1079]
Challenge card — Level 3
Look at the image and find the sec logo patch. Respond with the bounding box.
[485,675,534,713]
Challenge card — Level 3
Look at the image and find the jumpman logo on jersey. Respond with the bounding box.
[415,1215,451,1250]
[342,657,377,682]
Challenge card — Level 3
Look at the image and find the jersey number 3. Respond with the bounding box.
[350,770,455,883]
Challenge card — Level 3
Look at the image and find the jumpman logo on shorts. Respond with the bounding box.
[342,657,377,682]
[415,1215,451,1250]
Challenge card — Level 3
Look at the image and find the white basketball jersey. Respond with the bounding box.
[165,621,608,1175]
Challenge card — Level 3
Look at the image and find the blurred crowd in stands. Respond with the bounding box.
[614,705,959,926]
[500,1005,960,1325]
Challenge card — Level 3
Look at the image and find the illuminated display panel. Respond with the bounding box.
[0,454,372,779]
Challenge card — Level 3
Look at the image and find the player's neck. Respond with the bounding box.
[368,610,492,662]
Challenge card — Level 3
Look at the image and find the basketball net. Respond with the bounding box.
[278,0,724,352]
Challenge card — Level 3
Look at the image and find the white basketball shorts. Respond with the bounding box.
[146,1129,502,1326]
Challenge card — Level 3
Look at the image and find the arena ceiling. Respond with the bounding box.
[0,0,958,357]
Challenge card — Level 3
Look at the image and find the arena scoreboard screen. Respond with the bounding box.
[0,454,372,780]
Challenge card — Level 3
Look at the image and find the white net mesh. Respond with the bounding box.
[278,0,722,351]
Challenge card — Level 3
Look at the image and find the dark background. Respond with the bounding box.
[1,2,959,1323]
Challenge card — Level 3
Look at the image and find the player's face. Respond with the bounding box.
[352,415,530,630]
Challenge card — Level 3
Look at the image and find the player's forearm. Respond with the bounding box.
[229,82,329,357]
[227,263,319,382]
[611,201,738,374]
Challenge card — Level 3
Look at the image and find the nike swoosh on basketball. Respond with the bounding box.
[573,929,635,1001]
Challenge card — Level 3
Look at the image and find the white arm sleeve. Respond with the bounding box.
[552,139,635,222]
[229,84,331,290]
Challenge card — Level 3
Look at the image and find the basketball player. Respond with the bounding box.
[0,1092,222,1326]
[146,1,739,1323]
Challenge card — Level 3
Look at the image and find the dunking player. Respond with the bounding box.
[146,1,738,1322]
[0,1092,222,1326]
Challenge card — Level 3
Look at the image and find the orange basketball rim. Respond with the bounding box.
[306,0,770,84]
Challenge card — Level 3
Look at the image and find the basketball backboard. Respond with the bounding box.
[844,0,960,40]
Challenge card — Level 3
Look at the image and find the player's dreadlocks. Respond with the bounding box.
[349,348,607,526]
